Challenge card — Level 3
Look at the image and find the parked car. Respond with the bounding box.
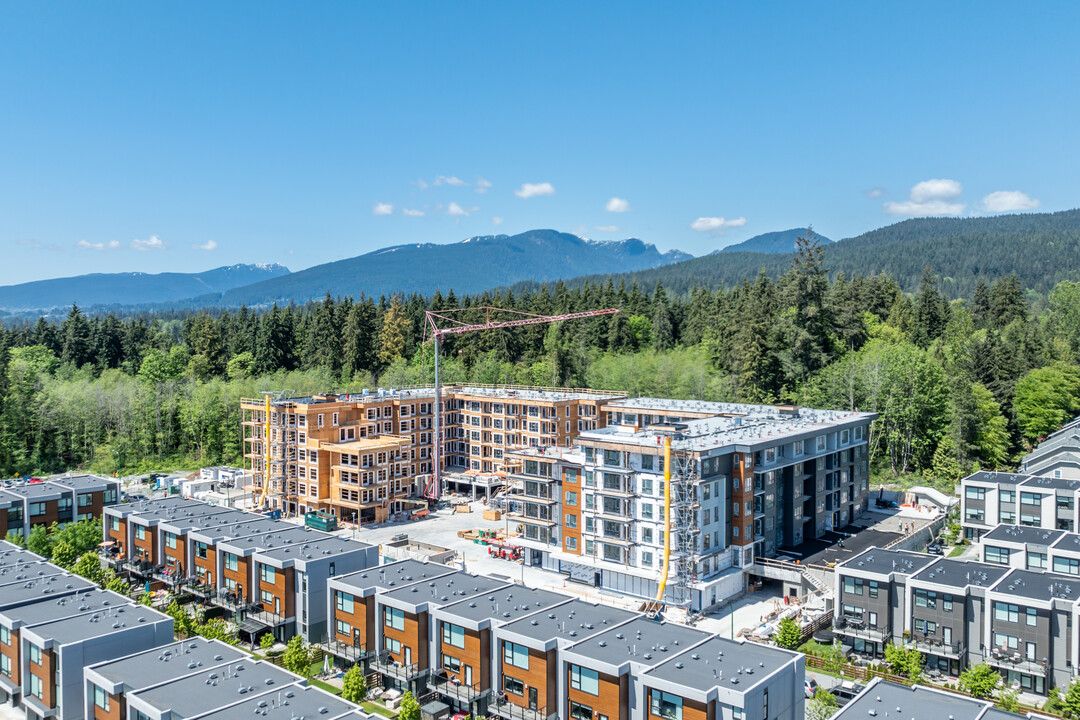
[834,681,865,704]
[927,544,944,556]
[804,678,818,698]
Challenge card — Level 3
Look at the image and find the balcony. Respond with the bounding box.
[835,617,890,643]
[912,636,965,659]
[491,697,553,720]
[123,558,156,577]
[429,672,488,704]
[247,607,287,628]
[210,590,254,612]
[152,566,184,586]
[320,637,369,663]
[373,654,424,682]
[986,650,1048,677]
[182,578,215,597]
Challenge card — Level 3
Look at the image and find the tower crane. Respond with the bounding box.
[423,306,619,499]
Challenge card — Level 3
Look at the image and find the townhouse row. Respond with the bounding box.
[831,677,1034,720]
[833,527,1080,695]
[1020,413,1080,481]
[101,496,378,643]
[322,557,807,720]
[0,475,120,539]
[960,470,1080,540]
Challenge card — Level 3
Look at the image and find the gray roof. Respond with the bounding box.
[0,571,93,609]
[1052,533,1080,554]
[46,474,117,492]
[131,502,234,526]
[189,516,292,543]
[839,548,938,577]
[258,533,373,566]
[187,683,366,720]
[983,524,1063,545]
[108,496,205,516]
[128,659,300,717]
[22,603,169,646]
[159,508,256,533]
[1020,475,1080,492]
[964,471,1031,486]
[218,527,331,555]
[87,638,246,694]
[498,599,638,645]
[995,569,1080,602]
[4,482,66,500]
[565,617,709,669]
[381,571,507,609]
[833,679,1001,720]
[644,636,799,693]
[0,547,46,568]
[911,559,1011,590]
[332,559,456,594]
[437,586,569,626]
[0,588,128,629]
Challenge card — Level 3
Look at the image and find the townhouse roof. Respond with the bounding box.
[257,533,374,567]
[218,527,333,556]
[995,569,1080,602]
[963,471,1032,486]
[107,496,206,517]
[127,659,301,718]
[499,599,638,646]
[436,585,569,627]
[130,502,236,526]
[983,524,1063,546]
[1022,418,1080,465]
[332,559,457,595]
[0,588,128,630]
[188,683,368,720]
[21,602,169,647]
[838,548,938,577]
[45,474,118,492]
[159,508,258,534]
[564,617,709,670]
[644,636,800,695]
[380,571,507,610]
[833,679,1002,720]
[0,491,16,508]
[3,482,66,501]
[1021,474,1080,492]
[0,547,46,568]
[189,516,292,544]
[86,638,247,695]
[0,561,58,585]
[0,570,93,609]
[911,559,1011,590]
[1052,533,1080,554]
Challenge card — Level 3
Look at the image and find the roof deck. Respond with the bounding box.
[86,638,247,694]
[644,636,800,695]
[564,617,710,670]
[498,599,638,647]
[332,559,457,595]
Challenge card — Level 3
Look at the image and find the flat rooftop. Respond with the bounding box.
[996,569,1080,601]
[438,585,568,625]
[190,516,293,543]
[0,547,46,568]
[22,603,167,646]
[0,561,62,584]
[333,559,456,594]
[1021,475,1080,492]
[381,571,508,608]
[834,679,996,720]
[565,617,709,668]
[912,559,1010,590]
[258,533,373,564]
[452,386,623,402]
[3,483,65,500]
[45,474,116,491]
[499,599,638,645]
[108,496,207,515]
[188,683,365,720]
[839,548,939,577]
[964,471,1032,486]
[159,508,260,532]
[88,638,246,693]
[1,588,127,629]
[644,636,798,692]
[1053,533,1080,554]
[131,502,236,525]
[129,659,300,718]
[983,524,1063,545]
[218,527,333,554]
[0,572,93,609]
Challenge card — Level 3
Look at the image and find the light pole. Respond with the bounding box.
[113,449,121,479]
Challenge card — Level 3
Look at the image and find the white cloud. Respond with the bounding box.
[402,208,425,217]
[475,178,492,194]
[192,239,218,251]
[981,190,1040,213]
[434,175,466,187]
[492,216,504,226]
[131,235,165,251]
[605,197,630,213]
[910,178,963,202]
[690,216,747,234]
[416,179,428,190]
[515,182,555,199]
[78,239,121,251]
[447,202,477,217]
[865,187,886,198]
[595,225,620,232]
[373,202,394,216]
[883,179,966,217]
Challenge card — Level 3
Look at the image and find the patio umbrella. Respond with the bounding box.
[323,655,331,675]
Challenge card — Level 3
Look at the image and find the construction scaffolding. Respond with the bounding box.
[257,390,298,516]
[668,446,701,611]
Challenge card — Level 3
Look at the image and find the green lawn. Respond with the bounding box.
[362,701,398,718]
[947,545,966,557]
[308,677,342,695]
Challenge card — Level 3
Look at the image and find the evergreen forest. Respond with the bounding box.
[2,232,1080,489]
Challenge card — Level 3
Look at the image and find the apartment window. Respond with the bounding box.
[999,510,1016,524]
[1028,552,1048,570]
[224,577,237,592]
[0,626,8,645]
[29,674,42,700]
[29,644,41,665]
[569,702,593,720]
[1000,489,1015,503]
[195,542,209,560]
[841,429,850,444]
[943,595,953,612]
[794,440,804,456]
[384,637,401,654]
[816,436,826,451]
[77,493,93,508]
[1024,607,1038,626]
[603,450,621,467]
[165,532,177,549]
[570,664,599,695]
[566,514,577,529]
[585,539,595,556]
[994,602,1019,623]
[965,508,985,522]
[335,620,351,637]
[914,589,937,609]
[650,690,682,720]
[565,537,578,552]
[565,491,578,507]
[333,412,339,426]
[994,633,1019,651]
[224,553,239,572]
[843,577,864,596]
[134,524,146,540]
[384,607,406,631]
[29,502,45,517]
[868,581,879,598]
[442,622,465,648]
[93,684,111,711]
[764,448,775,464]
[642,550,653,566]
[984,547,1010,565]
[442,654,461,673]
[1021,492,1041,505]
[259,564,276,583]
[260,589,274,604]
[504,641,529,669]
[641,503,653,520]
[109,516,120,532]
[318,414,324,428]
[1060,496,1075,511]
[0,654,8,678]
[965,487,986,501]
[641,454,654,471]
[504,676,525,696]
[335,591,354,614]
[642,528,653,544]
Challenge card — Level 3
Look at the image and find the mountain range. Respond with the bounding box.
[4,211,1080,314]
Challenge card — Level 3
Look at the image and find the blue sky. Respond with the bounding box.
[2,2,1078,282]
